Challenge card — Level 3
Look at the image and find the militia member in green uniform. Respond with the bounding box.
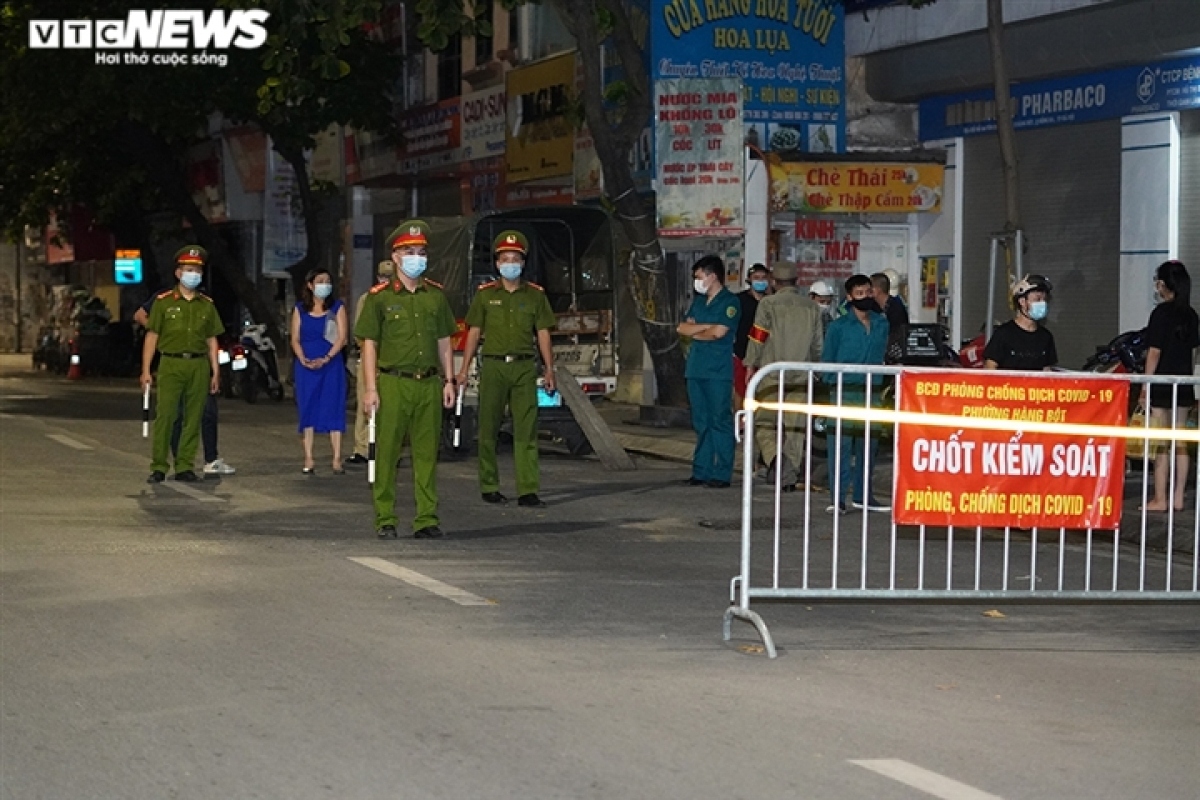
[355,220,458,538]
[457,230,557,508]
[141,246,225,483]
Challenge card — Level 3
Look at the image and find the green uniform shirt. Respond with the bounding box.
[465,281,556,356]
[147,289,224,354]
[354,279,456,371]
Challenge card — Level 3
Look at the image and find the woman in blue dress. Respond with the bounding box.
[290,268,349,474]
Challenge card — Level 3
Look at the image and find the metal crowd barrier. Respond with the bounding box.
[725,363,1200,658]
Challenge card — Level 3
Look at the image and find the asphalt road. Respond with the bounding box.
[1,371,1197,799]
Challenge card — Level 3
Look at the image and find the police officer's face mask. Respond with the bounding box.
[400,254,427,279]
[498,261,523,281]
[179,270,203,290]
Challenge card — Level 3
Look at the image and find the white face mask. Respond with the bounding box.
[693,277,709,294]
[314,283,333,299]
[400,255,427,279]
[179,271,202,290]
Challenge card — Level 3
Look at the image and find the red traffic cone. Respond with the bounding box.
[66,339,83,380]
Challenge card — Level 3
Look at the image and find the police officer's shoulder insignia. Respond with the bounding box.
[155,289,175,300]
[198,292,215,303]
[526,281,545,292]
[368,281,390,294]
[423,278,444,290]
[477,280,498,291]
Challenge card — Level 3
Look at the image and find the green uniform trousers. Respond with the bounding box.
[152,357,209,474]
[374,373,442,531]
[477,358,539,496]
[753,381,809,485]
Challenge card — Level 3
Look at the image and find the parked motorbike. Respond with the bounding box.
[215,330,244,399]
[1082,328,1147,374]
[239,322,284,403]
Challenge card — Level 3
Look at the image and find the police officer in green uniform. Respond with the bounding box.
[676,254,740,488]
[355,220,458,539]
[457,230,557,508]
[141,246,225,483]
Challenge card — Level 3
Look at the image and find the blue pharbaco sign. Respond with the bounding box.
[652,0,845,154]
[920,55,1200,141]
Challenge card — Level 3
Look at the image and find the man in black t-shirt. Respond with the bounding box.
[984,274,1058,371]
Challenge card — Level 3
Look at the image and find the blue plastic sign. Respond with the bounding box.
[651,0,845,154]
[920,55,1200,141]
[114,249,142,284]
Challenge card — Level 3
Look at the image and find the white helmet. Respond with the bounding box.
[809,280,835,297]
[881,268,903,296]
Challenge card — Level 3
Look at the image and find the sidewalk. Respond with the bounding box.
[0,353,33,375]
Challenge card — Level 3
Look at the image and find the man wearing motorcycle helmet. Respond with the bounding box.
[983,273,1058,370]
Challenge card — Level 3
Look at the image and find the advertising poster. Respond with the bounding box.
[506,52,576,183]
[655,77,744,238]
[894,371,1128,530]
[651,0,844,154]
[794,216,858,283]
[262,146,307,277]
[769,161,945,214]
[399,97,461,174]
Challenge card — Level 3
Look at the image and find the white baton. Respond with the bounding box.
[142,385,151,438]
[367,408,377,485]
[452,385,465,449]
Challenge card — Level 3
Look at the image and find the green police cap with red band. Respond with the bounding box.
[493,230,528,256]
[175,245,208,267]
[388,220,430,250]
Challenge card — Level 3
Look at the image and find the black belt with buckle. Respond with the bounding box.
[380,367,442,380]
[482,354,535,363]
[160,352,205,359]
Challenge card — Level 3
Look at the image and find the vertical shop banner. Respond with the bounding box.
[459,85,506,163]
[262,147,308,277]
[652,0,844,154]
[655,78,744,238]
[506,52,576,183]
[795,216,858,283]
[894,371,1128,530]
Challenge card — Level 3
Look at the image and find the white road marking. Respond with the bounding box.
[162,481,226,504]
[2,394,50,400]
[46,433,92,451]
[348,557,495,606]
[850,760,1005,800]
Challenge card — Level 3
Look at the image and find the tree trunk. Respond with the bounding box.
[551,0,688,407]
[119,122,284,346]
[986,0,1022,234]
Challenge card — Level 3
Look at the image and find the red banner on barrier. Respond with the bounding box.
[894,370,1128,529]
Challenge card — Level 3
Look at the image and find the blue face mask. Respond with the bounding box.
[1028,300,1048,321]
[179,271,202,290]
[314,284,333,299]
[400,255,427,279]
[499,264,523,281]
[751,280,769,293]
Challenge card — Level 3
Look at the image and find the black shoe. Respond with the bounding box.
[682,477,706,486]
[377,524,397,539]
[517,493,546,508]
[705,480,731,489]
[344,453,368,466]
[414,525,444,539]
[174,470,199,482]
[481,492,508,504]
[146,471,166,484]
[781,483,797,493]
